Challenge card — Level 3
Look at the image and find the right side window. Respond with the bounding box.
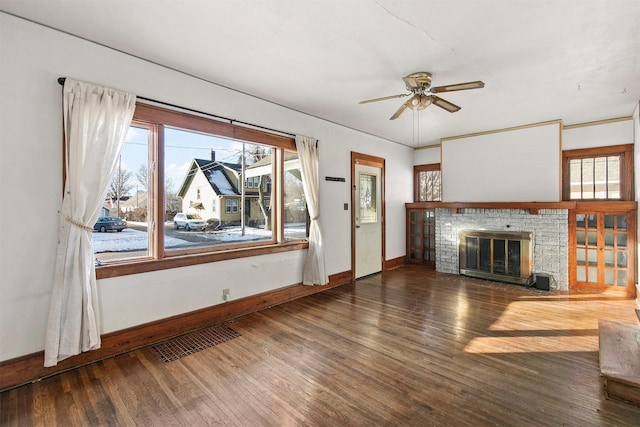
[562,144,633,201]
[414,164,441,202]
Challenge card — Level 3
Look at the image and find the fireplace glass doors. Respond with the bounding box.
[459,230,533,285]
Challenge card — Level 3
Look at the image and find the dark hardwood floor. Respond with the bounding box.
[2,265,640,426]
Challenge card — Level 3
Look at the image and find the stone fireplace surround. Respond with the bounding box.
[435,206,569,291]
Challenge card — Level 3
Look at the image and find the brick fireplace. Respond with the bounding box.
[435,208,569,291]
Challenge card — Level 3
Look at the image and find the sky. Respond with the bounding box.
[120,125,248,195]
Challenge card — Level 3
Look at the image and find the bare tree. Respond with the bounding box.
[164,177,182,219]
[107,167,134,206]
[136,163,148,191]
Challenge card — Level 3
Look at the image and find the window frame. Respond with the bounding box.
[562,144,633,201]
[94,102,308,279]
[414,163,442,202]
[225,198,239,214]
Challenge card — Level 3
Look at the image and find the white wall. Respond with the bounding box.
[563,119,634,150]
[441,122,562,202]
[0,13,413,361]
[413,146,441,165]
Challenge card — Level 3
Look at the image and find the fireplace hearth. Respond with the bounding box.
[459,230,533,285]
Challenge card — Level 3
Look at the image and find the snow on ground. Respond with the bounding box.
[92,228,186,252]
[92,222,305,253]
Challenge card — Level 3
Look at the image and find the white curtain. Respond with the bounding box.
[44,79,136,367]
[295,135,328,285]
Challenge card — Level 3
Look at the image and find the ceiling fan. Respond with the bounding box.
[359,72,485,120]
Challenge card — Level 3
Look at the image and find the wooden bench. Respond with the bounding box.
[598,319,640,407]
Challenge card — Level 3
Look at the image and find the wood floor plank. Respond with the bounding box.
[1,266,640,426]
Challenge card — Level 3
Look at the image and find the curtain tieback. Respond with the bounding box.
[63,215,94,232]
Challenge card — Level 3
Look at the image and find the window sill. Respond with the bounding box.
[95,240,309,280]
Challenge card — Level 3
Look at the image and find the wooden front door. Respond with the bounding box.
[354,162,382,278]
[569,205,636,297]
[351,152,385,280]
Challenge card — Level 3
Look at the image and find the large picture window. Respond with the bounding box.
[562,144,633,201]
[91,103,308,277]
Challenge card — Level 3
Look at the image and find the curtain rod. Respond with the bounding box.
[57,77,296,138]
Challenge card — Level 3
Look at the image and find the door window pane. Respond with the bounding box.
[604,215,614,229]
[604,269,614,286]
[617,252,627,268]
[617,215,627,230]
[604,251,614,267]
[604,232,614,247]
[359,173,377,223]
[617,234,627,248]
[617,270,627,287]
[604,268,616,286]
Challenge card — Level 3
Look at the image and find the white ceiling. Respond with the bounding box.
[1,0,639,147]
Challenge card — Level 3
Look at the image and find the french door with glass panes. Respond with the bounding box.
[570,207,636,297]
[406,207,436,266]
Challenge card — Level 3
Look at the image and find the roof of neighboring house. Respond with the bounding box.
[177,159,241,198]
[119,193,148,209]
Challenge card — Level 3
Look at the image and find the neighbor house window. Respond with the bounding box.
[91,102,308,277]
[225,199,239,214]
[245,176,259,188]
[562,144,633,201]
[414,164,441,202]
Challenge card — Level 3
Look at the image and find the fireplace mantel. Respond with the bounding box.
[405,201,636,215]
[406,201,575,215]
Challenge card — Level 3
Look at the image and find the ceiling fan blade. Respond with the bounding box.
[431,80,485,93]
[432,96,461,113]
[359,93,407,104]
[390,97,414,120]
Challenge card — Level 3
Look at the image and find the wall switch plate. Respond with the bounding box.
[344,203,348,210]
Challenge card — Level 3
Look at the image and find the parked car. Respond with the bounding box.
[174,213,206,231]
[93,216,126,232]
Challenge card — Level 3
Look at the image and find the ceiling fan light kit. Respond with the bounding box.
[360,72,484,120]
